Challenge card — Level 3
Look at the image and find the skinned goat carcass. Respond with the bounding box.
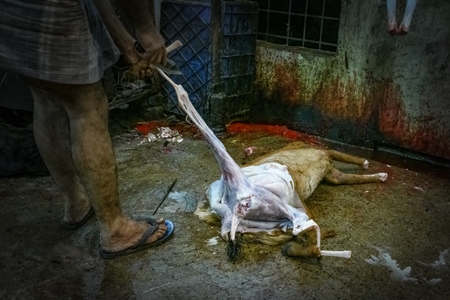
[158,70,387,260]
[387,0,418,35]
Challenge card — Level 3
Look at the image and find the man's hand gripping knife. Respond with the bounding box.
[122,40,183,82]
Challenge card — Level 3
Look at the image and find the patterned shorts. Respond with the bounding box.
[0,0,120,84]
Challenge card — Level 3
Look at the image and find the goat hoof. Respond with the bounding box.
[227,240,242,259]
[378,172,388,182]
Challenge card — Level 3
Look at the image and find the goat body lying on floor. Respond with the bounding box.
[201,141,388,259]
[158,68,388,261]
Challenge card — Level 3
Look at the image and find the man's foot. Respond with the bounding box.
[99,218,173,258]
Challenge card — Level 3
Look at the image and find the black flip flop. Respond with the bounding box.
[99,218,174,259]
[59,207,95,230]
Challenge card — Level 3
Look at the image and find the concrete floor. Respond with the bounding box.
[1,119,449,300]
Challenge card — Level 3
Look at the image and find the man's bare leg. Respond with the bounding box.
[26,78,166,253]
[27,81,92,225]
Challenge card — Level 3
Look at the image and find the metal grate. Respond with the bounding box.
[160,1,212,115]
[255,0,341,52]
[159,1,259,117]
[221,1,259,97]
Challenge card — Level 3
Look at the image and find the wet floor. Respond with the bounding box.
[1,118,449,299]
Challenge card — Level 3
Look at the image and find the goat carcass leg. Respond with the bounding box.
[398,0,418,35]
[386,0,398,35]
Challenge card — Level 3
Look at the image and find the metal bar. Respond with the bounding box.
[286,0,292,46]
[153,178,178,215]
[263,34,337,47]
[319,0,325,50]
[303,0,308,47]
